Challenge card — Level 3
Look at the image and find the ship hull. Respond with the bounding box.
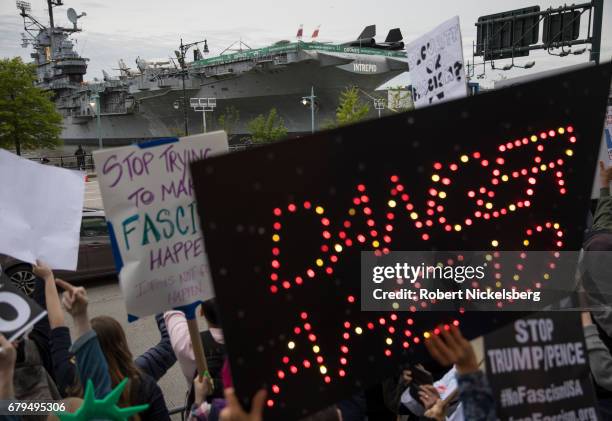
[60,60,404,146]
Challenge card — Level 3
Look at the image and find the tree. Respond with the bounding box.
[247,108,288,143]
[334,86,370,127]
[0,57,63,155]
[217,106,240,138]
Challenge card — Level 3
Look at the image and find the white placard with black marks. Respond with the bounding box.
[405,16,467,108]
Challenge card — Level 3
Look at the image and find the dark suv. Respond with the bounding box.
[0,209,116,295]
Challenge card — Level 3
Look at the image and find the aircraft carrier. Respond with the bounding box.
[16,0,409,146]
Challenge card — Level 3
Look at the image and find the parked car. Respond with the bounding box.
[0,208,116,295]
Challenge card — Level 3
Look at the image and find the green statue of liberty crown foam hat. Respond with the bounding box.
[57,378,149,421]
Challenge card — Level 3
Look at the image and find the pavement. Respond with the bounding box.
[84,179,103,209]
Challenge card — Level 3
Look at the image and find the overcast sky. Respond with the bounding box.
[1,0,611,88]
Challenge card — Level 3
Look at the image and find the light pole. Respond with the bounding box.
[374,98,385,118]
[190,98,217,133]
[89,93,102,149]
[177,38,209,136]
[301,86,316,134]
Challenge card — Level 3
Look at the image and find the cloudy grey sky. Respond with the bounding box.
[1,0,611,87]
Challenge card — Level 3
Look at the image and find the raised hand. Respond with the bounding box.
[220,388,266,421]
[424,325,479,375]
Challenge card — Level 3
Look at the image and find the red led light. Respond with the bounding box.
[303,201,311,209]
[277,370,285,379]
[270,285,278,293]
[272,385,280,394]
[324,376,331,384]
[357,184,366,192]
[282,281,291,289]
[450,164,458,171]
[339,369,346,377]
[540,132,547,139]
[303,360,311,368]
[301,312,308,320]
[453,320,460,326]
[385,349,392,357]
[307,269,315,278]
[433,162,442,170]
[367,322,374,330]
[567,126,574,133]
[341,345,349,353]
[273,208,282,216]
[414,337,420,344]
[473,152,481,159]
[422,233,430,241]
[290,365,298,374]
[304,323,311,330]
[481,160,489,167]
[308,333,317,342]
[294,327,301,334]
[548,130,555,137]
[316,356,323,363]
[267,400,274,408]
[288,203,297,212]
[344,321,351,329]
[379,317,386,325]
[468,191,475,198]
[340,357,347,365]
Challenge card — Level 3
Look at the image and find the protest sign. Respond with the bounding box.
[190,64,611,419]
[484,313,598,420]
[0,149,84,270]
[405,16,467,108]
[0,273,47,341]
[93,132,227,319]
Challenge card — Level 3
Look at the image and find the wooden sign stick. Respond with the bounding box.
[186,317,209,379]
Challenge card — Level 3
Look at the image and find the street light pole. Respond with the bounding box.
[310,86,315,134]
[179,38,189,136]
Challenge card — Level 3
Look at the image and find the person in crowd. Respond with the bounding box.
[580,161,612,416]
[0,333,20,421]
[165,300,226,389]
[399,364,460,419]
[90,315,171,420]
[75,145,86,169]
[165,298,227,418]
[424,324,496,421]
[33,261,111,398]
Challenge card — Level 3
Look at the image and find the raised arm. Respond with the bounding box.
[32,260,65,328]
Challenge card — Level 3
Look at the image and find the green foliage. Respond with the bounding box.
[247,108,288,143]
[334,86,370,127]
[0,57,63,154]
[217,106,240,137]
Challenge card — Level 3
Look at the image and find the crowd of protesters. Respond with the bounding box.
[1,161,612,421]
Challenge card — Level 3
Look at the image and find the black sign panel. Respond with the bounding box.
[543,11,581,45]
[190,63,612,419]
[484,312,598,420]
[476,6,540,60]
[0,274,46,341]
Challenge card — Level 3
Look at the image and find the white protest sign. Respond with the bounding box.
[0,149,84,270]
[93,132,228,318]
[405,16,467,108]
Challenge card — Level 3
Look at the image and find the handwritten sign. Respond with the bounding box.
[0,149,84,270]
[93,132,228,319]
[405,16,467,108]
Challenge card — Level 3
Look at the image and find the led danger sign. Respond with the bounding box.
[191,63,612,419]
